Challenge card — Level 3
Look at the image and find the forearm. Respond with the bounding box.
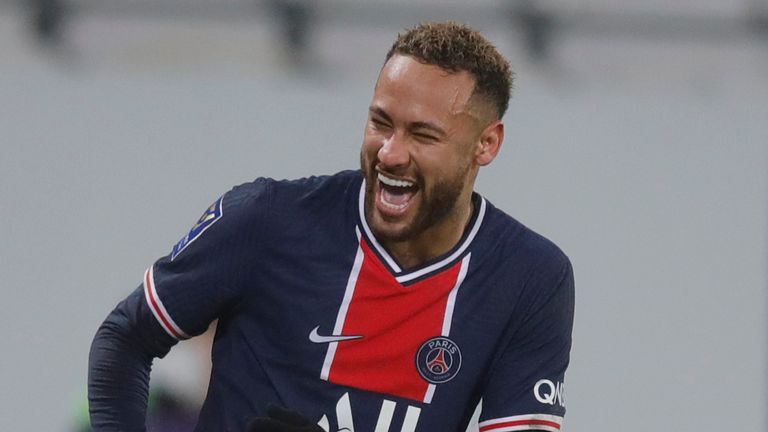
[88,286,177,431]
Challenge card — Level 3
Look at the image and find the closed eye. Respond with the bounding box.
[370,118,391,130]
[413,132,438,143]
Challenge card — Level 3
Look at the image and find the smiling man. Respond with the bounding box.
[362,39,505,269]
[89,22,574,432]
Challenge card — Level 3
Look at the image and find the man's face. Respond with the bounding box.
[360,54,486,243]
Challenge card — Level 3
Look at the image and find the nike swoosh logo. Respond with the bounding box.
[308,326,363,344]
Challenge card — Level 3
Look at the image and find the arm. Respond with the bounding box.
[88,286,178,431]
[88,182,267,430]
[479,257,575,432]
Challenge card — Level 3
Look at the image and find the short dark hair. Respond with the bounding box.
[386,21,514,119]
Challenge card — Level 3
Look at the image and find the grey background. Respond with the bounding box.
[0,1,766,430]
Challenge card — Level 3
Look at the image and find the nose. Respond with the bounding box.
[377,132,410,169]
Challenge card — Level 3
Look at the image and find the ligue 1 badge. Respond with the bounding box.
[416,336,462,384]
[171,196,224,260]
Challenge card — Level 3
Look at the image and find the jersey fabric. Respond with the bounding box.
[141,170,574,432]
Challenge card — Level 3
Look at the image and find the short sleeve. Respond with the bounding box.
[142,180,270,340]
[479,259,575,432]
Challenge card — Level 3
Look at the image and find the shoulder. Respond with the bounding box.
[265,169,362,202]
[169,171,362,260]
[475,197,573,309]
[480,198,571,276]
[224,170,362,215]
[272,170,363,197]
[216,171,363,244]
[477,198,574,322]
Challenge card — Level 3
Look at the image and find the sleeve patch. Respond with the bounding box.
[171,196,224,261]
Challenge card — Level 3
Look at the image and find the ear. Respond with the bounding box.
[475,121,504,166]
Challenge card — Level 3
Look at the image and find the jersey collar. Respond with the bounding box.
[357,179,486,284]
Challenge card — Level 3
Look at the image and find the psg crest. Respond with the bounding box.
[416,336,462,384]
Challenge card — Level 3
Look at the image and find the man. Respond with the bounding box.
[89,22,574,432]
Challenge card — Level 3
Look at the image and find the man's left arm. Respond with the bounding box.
[477,258,575,432]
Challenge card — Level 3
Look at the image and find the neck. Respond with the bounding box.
[383,196,475,270]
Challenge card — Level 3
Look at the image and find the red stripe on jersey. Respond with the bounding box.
[479,419,561,431]
[144,268,185,340]
[327,238,463,402]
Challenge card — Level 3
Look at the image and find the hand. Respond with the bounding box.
[247,405,325,432]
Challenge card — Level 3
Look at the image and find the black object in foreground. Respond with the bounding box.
[247,406,325,432]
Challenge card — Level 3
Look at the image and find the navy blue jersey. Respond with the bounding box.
[141,170,574,432]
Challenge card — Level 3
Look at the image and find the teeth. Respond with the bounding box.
[380,197,408,210]
[378,173,414,188]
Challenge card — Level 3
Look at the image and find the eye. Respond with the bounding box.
[370,118,391,130]
[414,132,438,143]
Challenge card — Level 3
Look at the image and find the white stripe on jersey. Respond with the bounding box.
[143,266,189,340]
[320,227,365,381]
[441,254,471,337]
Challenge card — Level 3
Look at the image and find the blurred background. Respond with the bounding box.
[1,0,766,430]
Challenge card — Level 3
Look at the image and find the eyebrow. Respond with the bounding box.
[369,106,447,137]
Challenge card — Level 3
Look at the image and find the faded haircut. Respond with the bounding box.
[386,21,514,119]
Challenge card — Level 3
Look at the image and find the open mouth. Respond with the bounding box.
[377,172,418,214]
